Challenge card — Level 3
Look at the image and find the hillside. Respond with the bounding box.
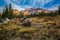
[0,14,60,40]
[12,8,56,16]
[13,9,20,15]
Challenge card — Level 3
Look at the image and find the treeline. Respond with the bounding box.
[0,4,60,19]
[25,6,60,18]
[25,12,58,18]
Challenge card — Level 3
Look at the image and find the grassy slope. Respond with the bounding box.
[0,15,60,40]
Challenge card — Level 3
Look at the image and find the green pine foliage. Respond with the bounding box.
[2,5,8,18]
[2,4,13,19]
[58,6,60,14]
[8,4,13,19]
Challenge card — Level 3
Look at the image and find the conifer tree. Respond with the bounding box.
[8,3,13,19]
[2,5,8,18]
[2,8,5,18]
[58,6,60,14]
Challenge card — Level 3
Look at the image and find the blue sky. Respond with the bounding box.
[0,0,60,11]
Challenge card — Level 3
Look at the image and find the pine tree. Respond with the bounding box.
[0,14,2,19]
[9,4,13,19]
[2,8,5,18]
[58,6,60,14]
[5,5,9,17]
[2,5,8,19]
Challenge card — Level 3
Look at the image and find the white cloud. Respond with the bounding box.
[47,4,60,10]
[4,0,11,5]
[41,0,53,7]
[33,0,53,7]
[5,0,53,8]
[12,3,25,11]
[0,7,4,12]
[37,0,52,4]
[24,5,33,8]
[33,0,37,7]
[11,0,22,4]
[47,6,58,11]
[4,0,59,11]
[4,0,25,11]
[4,0,34,11]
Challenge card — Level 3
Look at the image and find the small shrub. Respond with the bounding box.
[22,21,31,27]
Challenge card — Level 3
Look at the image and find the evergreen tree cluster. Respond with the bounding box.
[2,4,13,19]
